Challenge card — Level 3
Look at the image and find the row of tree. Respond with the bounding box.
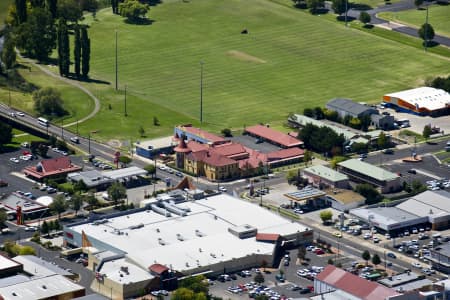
[298,123,346,157]
[4,0,91,78]
[303,106,371,132]
[57,22,90,78]
[112,0,150,23]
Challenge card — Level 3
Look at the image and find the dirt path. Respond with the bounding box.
[19,54,102,127]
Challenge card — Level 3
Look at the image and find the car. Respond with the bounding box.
[333,232,342,238]
[175,171,183,177]
[275,274,285,282]
[412,262,422,268]
[70,136,80,144]
[46,187,57,194]
[166,168,174,174]
[299,288,311,294]
[219,186,227,192]
[294,208,304,214]
[24,226,37,232]
[9,157,19,163]
[385,233,391,240]
[16,111,25,117]
[0,180,8,187]
[290,285,301,291]
[158,165,167,171]
[315,249,325,255]
[387,252,396,259]
[363,233,371,239]
[373,237,380,243]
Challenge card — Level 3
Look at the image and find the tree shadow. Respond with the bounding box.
[141,0,162,6]
[123,18,155,25]
[424,40,440,48]
[437,0,449,5]
[350,2,373,10]
[37,57,59,66]
[0,144,20,154]
[311,8,329,14]
[363,24,374,29]
[336,15,356,22]
[417,7,426,10]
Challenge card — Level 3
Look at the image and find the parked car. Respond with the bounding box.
[387,252,396,259]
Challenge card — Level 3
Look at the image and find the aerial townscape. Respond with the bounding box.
[1,0,450,299]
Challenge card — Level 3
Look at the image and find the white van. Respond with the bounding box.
[432,233,441,239]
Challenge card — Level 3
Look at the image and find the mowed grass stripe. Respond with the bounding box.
[86,0,449,129]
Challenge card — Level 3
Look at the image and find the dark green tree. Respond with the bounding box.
[332,0,347,16]
[71,193,83,216]
[418,23,435,46]
[119,0,150,23]
[372,253,381,267]
[0,210,7,228]
[303,108,314,117]
[306,0,324,14]
[314,106,324,119]
[0,123,13,150]
[107,182,127,206]
[49,194,68,220]
[377,132,389,149]
[111,0,119,14]
[41,220,50,235]
[74,25,81,78]
[15,8,56,61]
[30,0,45,7]
[414,0,423,8]
[144,164,156,178]
[362,250,371,266]
[81,27,90,78]
[254,273,265,284]
[138,125,145,137]
[356,183,382,205]
[297,246,307,262]
[359,12,371,27]
[46,0,58,18]
[15,0,27,24]
[422,125,432,140]
[57,0,83,22]
[319,210,333,224]
[221,128,232,137]
[2,35,17,70]
[57,19,70,76]
[118,156,132,166]
[33,87,66,116]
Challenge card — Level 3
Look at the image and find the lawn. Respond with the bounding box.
[378,5,450,37]
[0,59,95,125]
[82,0,449,135]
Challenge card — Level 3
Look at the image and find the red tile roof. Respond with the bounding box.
[186,141,209,153]
[266,148,304,161]
[213,142,249,159]
[179,125,226,144]
[245,125,303,148]
[148,263,169,275]
[316,265,400,300]
[255,233,280,242]
[23,157,82,179]
[202,152,237,167]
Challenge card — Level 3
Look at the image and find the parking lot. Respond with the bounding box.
[230,135,281,154]
[208,248,338,300]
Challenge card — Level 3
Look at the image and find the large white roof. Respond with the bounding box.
[0,274,83,300]
[70,194,307,272]
[99,258,153,284]
[0,255,21,272]
[385,87,450,111]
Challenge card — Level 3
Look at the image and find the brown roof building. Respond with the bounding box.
[244,125,303,148]
[24,157,82,181]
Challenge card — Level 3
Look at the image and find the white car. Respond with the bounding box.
[412,262,422,268]
[9,157,19,163]
[16,112,25,117]
[158,165,167,171]
[219,186,227,192]
[25,226,37,232]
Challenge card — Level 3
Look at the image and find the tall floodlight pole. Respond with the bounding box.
[61,119,64,140]
[424,4,429,52]
[200,60,204,123]
[115,30,118,90]
[345,0,348,27]
[124,84,127,117]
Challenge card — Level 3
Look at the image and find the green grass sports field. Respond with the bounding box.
[378,5,450,38]
[84,0,449,134]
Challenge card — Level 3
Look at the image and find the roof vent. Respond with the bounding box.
[42,285,47,289]
[199,248,202,252]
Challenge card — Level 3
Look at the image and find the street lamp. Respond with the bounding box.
[115,30,118,90]
[200,60,204,123]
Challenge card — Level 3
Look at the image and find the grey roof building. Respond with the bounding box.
[396,190,450,230]
[67,170,114,190]
[350,206,427,232]
[337,159,401,193]
[326,98,379,119]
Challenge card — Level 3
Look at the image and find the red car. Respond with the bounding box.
[314,249,325,255]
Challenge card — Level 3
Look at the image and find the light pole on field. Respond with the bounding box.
[200,60,204,123]
[115,30,118,90]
